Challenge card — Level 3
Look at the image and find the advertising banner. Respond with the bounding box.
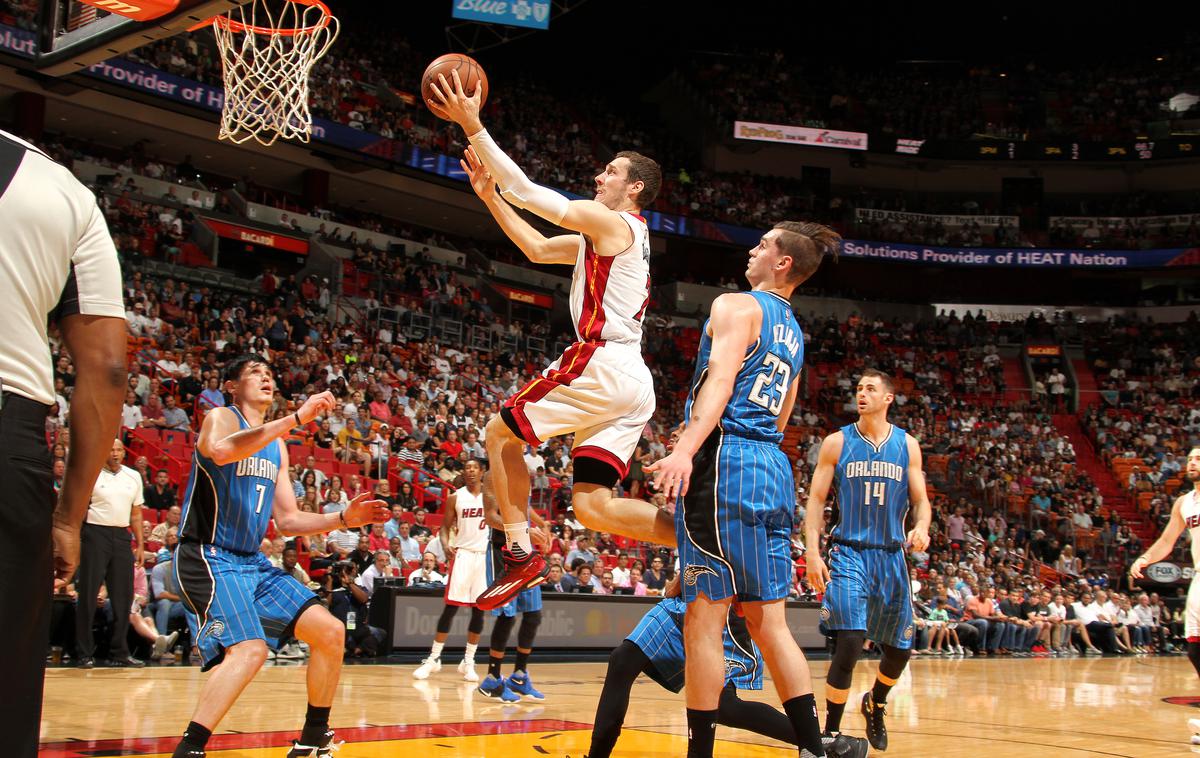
[856,208,1019,229]
[840,239,1200,269]
[204,218,309,255]
[493,283,554,308]
[734,120,868,151]
[384,589,826,651]
[450,0,551,29]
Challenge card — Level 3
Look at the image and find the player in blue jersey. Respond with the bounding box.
[587,575,869,758]
[648,220,841,758]
[170,355,390,758]
[804,369,932,752]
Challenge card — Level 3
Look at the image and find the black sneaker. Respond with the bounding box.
[172,750,205,758]
[860,692,888,751]
[823,730,871,757]
[78,656,94,669]
[287,729,342,757]
[108,655,146,668]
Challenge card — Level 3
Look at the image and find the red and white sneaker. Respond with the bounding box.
[475,548,549,611]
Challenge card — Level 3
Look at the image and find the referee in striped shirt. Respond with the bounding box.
[0,129,126,756]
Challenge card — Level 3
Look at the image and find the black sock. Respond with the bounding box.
[514,650,530,673]
[174,721,212,756]
[782,694,825,756]
[824,699,847,734]
[871,679,894,705]
[299,704,331,746]
[686,708,718,758]
[488,654,504,679]
[716,684,797,745]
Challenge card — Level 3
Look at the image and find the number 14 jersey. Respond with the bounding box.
[685,290,804,443]
[832,423,911,547]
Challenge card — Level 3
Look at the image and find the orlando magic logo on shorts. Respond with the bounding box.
[684,565,719,586]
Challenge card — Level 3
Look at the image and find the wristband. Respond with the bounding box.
[294,412,302,427]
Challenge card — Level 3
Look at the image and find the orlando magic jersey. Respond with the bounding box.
[179,406,282,554]
[832,423,910,547]
[686,290,803,443]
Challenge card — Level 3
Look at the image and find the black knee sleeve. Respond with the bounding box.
[1188,641,1200,676]
[518,610,542,650]
[435,605,459,635]
[467,608,485,636]
[490,613,516,651]
[879,643,913,680]
[826,630,866,690]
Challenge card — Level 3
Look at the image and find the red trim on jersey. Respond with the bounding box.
[573,444,630,479]
[443,556,475,607]
[627,212,646,223]
[578,245,615,341]
[508,404,543,446]
[634,273,652,321]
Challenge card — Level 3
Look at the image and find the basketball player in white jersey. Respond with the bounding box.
[1130,446,1200,745]
[413,459,490,682]
[430,72,675,611]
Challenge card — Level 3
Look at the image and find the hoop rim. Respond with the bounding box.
[209,0,334,36]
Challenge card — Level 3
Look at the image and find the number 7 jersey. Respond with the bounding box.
[831,423,911,547]
[686,290,803,443]
[178,406,282,554]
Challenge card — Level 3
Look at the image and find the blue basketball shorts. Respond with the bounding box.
[819,542,915,649]
[175,541,319,671]
[675,433,795,604]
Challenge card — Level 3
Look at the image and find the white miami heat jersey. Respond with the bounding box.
[569,211,651,347]
[1181,490,1200,570]
[452,486,489,552]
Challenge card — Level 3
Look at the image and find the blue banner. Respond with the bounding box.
[450,0,551,29]
[839,239,1200,269]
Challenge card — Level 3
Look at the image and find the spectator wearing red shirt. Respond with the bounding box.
[439,428,463,459]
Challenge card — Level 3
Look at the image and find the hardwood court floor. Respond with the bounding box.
[40,655,1200,757]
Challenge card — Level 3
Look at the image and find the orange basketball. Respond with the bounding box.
[422,53,489,118]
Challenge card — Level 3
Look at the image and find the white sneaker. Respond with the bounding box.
[277,643,305,660]
[458,659,479,682]
[1191,734,1200,745]
[1085,646,1102,656]
[956,645,965,656]
[413,656,441,680]
[1189,717,1200,734]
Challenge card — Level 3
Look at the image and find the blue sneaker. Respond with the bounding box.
[505,670,545,701]
[478,674,519,702]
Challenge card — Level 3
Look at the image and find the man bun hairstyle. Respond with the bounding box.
[772,221,842,284]
[614,150,662,208]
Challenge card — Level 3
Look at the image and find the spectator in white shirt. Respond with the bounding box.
[406,552,446,586]
[523,445,546,476]
[395,521,422,562]
[356,551,395,598]
[121,390,144,430]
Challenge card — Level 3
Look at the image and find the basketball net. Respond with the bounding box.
[209,0,338,146]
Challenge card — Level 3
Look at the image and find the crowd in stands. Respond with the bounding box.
[1081,316,1200,540]
[687,40,1200,142]
[7,0,1200,248]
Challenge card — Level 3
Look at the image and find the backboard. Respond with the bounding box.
[34,0,250,76]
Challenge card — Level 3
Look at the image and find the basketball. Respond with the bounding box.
[422,53,488,117]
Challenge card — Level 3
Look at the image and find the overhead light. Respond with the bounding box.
[999,73,1007,78]
[1155,56,1165,62]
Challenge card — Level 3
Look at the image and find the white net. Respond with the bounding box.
[211,0,338,146]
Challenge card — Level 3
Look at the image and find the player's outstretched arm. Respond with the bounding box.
[1130,494,1187,578]
[271,444,389,536]
[905,435,932,552]
[646,293,759,499]
[433,72,630,248]
[461,146,578,265]
[803,433,842,593]
[199,391,335,466]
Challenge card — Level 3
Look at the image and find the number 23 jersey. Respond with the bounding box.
[685,290,803,443]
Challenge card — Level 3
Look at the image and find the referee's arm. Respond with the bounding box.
[52,203,128,587]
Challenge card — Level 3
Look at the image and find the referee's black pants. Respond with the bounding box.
[0,394,54,758]
[75,523,134,659]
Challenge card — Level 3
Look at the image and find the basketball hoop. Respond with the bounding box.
[207,0,338,146]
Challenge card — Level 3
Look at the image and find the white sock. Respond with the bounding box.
[463,643,477,662]
[430,640,444,660]
[504,522,532,558]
